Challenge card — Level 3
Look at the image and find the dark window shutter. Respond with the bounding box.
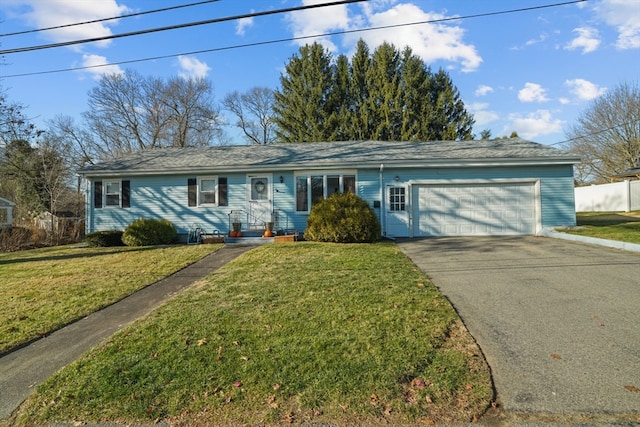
[218,177,228,206]
[122,180,130,208]
[188,178,197,207]
[94,181,102,209]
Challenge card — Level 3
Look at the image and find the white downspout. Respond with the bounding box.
[379,163,385,236]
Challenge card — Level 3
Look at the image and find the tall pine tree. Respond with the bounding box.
[348,40,372,140]
[273,40,474,143]
[273,43,335,143]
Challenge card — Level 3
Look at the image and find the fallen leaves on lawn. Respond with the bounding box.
[550,353,561,360]
[196,338,207,346]
[624,385,639,393]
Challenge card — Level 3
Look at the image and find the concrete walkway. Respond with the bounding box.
[0,245,254,422]
[397,236,640,425]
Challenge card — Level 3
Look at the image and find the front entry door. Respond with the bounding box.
[386,184,409,237]
[247,174,273,228]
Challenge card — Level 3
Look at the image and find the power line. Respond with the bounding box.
[549,119,640,147]
[0,0,221,38]
[1,0,588,79]
[0,0,369,55]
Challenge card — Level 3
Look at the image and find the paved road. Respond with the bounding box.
[0,245,254,422]
[397,236,640,417]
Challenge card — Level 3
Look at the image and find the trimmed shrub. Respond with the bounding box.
[122,218,177,247]
[85,230,125,247]
[305,192,381,243]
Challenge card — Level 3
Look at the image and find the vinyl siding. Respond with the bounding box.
[86,164,576,235]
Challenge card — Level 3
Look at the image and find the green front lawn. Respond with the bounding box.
[15,243,491,426]
[0,244,221,354]
[564,212,640,244]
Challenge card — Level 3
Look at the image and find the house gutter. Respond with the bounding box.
[77,157,581,178]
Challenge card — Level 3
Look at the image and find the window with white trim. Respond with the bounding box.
[94,180,129,209]
[295,172,356,212]
[198,176,217,206]
[105,180,121,207]
[389,186,406,211]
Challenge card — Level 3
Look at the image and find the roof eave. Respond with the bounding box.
[78,156,581,178]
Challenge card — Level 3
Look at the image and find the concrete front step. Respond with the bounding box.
[225,236,274,245]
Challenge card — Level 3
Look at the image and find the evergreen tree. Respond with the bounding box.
[273,39,475,143]
[366,42,403,141]
[399,47,431,141]
[273,43,335,142]
[348,40,371,140]
[326,54,351,141]
[426,69,474,140]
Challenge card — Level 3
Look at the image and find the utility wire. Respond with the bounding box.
[549,119,640,147]
[1,0,588,79]
[0,0,369,54]
[0,0,221,38]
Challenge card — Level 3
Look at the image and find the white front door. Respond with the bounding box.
[386,184,409,237]
[247,174,273,228]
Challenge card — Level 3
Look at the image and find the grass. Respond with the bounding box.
[563,211,640,244]
[0,244,221,354]
[15,242,491,426]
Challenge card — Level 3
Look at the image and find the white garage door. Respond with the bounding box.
[414,183,536,236]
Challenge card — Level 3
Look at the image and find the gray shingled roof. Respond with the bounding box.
[79,138,579,176]
[617,166,640,177]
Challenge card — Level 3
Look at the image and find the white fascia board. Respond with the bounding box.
[79,156,580,177]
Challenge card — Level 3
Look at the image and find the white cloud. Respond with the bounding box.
[504,110,563,140]
[467,102,499,127]
[349,4,482,72]
[2,0,128,50]
[565,27,601,53]
[475,85,494,97]
[594,0,640,49]
[287,2,482,72]
[236,13,254,36]
[518,83,549,103]
[177,55,211,80]
[565,78,607,101]
[526,32,549,47]
[286,0,352,51]
[78,54,123,79]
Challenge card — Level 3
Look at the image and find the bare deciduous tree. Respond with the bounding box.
[78,70,224,160]
[565,81,640,184]
[223,87,275,145]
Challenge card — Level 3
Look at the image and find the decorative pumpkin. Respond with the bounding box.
[263,230,273,238]
[229,230,237,237]
[236,231,242,237]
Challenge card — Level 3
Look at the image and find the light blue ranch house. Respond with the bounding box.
[79,138,579,241]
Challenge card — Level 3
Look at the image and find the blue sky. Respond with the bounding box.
[1,0,638,146]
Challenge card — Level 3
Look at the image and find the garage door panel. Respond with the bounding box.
[415,183,536,236]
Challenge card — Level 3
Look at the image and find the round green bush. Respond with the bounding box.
[85,230,124,247]
[122,218,177,247]
[305,192,381,243]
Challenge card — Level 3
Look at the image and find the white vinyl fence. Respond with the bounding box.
[574,180,640,212]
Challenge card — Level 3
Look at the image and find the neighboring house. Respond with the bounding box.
[0,197,15,228]
[78,138,580,239]
[35,211,84,234]
[616,166,640,180]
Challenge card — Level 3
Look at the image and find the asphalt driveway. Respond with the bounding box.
[397,236,640,417]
